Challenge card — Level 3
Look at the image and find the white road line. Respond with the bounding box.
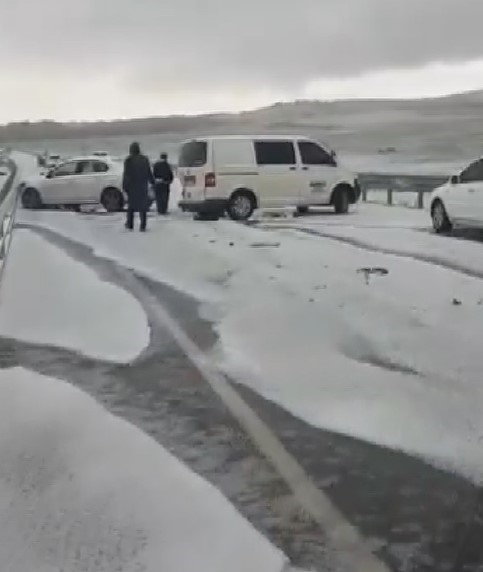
[116,266,391,572]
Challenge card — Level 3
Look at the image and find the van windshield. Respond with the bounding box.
[179,141,207,167]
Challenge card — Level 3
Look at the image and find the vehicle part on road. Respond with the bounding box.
[431,199,452,233]
[357,267,389,285]
[21,187,43,210]
[101,187,124,212]
[227,190,256,221]
[332,185,351,214]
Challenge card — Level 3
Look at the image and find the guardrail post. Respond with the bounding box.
[417,189,424,209]
[387,188,393,206]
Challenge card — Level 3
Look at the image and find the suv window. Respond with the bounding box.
[255,141,296,165]
[179,141,207,167]
[53,161,78,177]
[298,141,335,166]
[460,160,483,183]
[78,160,109,174]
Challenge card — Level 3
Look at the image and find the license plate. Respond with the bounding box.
[183,175,196,186]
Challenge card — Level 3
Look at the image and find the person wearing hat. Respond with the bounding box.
[152,152,174,215]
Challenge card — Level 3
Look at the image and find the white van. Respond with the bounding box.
[177,135,360,220]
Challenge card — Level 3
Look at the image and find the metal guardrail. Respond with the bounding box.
[358,173,448,208]
[0,157,19,283]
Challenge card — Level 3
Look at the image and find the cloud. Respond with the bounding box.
[1,0,483,119]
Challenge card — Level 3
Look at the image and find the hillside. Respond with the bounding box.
[4,90,483,172]
[3,90,483,143]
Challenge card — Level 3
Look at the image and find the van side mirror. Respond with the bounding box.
[450,175,459,185]
[45,169,54,179]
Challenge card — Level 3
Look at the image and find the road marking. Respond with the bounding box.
[116,266,391,572]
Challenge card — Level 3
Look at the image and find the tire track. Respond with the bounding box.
[257,224,483,280]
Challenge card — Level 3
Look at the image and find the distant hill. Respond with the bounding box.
[3,90,483,144]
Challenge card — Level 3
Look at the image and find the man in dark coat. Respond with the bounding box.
[123,142,154,231]
[152,152,174,215]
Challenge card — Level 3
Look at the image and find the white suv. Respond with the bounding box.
[21,156,125,212]
[430,157,483,233]
[178,136,360,220]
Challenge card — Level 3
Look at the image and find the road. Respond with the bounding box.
[2,163,483,571]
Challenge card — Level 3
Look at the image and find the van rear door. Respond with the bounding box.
[178,140,210,202]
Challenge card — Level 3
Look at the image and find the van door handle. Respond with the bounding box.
[289,166,296,171]
[302,166,309,171]
[468,188,476,193]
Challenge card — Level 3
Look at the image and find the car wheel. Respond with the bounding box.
[101,187,124,212]
[227,191,255,221]
[431,199,452,233]
[333,187,350,214]
[296,206,309,215]
[21,187,42,210]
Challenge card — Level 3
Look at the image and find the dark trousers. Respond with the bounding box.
[154,182,170,214]
[126,208,147,231]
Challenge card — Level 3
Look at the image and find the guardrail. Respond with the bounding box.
[0,157,19,282]
[358,173,447,209]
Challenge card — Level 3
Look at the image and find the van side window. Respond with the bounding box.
[255,141,296,165]
[179,141,207,167]
[298,141,335,166]
[460,160,483,183]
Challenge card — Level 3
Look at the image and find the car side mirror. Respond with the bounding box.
[450,175,459,185]
[45,170,54,179]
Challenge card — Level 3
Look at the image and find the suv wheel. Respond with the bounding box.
[333,187,350,214]
[22,188,42,210]
[101,188,124,212]
[432,200,452,233]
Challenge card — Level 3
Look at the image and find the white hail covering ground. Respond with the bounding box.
[0,229,149,362]
[0,367,286,572]
[17,203,483,483]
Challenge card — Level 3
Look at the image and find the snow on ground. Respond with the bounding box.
[0,367,286,572]
[17,205,483,482]
[0,229,149,362]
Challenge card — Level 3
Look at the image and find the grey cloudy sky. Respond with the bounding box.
[1,0,483,121]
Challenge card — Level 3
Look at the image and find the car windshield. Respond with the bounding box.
[3,3,483,572]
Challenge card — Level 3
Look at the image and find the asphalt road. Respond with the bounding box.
[2,219,483,572]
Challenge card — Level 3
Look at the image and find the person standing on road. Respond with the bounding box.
[123,142,154,232]
[153,152,174,215]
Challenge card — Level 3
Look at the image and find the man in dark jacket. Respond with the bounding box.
[123,142,154,231]
[152,152,174,215]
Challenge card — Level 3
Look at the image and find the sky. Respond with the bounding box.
[1,0,483,122]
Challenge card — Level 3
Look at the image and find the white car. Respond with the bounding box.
[21,156,125,212]
[178,135,360,220]
[430,157,483,233]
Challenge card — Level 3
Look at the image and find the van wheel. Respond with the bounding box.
[333,187,350,214]
[227,191,255,221]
